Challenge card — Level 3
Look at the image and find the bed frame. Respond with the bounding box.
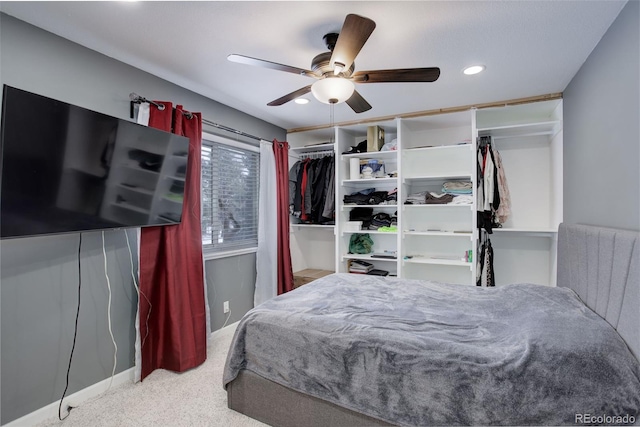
[227,223,640,426]
[557,223,639,360]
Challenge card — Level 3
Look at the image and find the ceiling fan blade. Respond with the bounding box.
[267,85,313,106]
[330,14,376,72]
[352,67,441,83]
[228,54,315,77]
[345,90,372,114]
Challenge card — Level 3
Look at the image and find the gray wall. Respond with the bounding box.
[0,14,284,425]
[563,0,639,232]
[207,253,257,330]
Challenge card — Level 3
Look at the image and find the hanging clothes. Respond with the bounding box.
[289,160,301,216]
[303,159,315,220]
[477,138,495,232]
[310,156,331,223]
[476,136,511,233]
[321,157,335,220]
[300,159,311,221]
[476,232,495,287]
[492,147,512,224]
[289,154,335,224]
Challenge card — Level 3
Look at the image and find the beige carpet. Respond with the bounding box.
[37,323,266,427]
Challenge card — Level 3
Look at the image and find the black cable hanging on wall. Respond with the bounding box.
[58,233,83,420]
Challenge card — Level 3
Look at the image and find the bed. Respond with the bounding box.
[223,223,640,426]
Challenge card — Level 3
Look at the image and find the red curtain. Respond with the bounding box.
[273,139,294,294]
[139,103,207,380]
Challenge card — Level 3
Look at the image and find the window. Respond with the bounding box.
[201,134,259,256]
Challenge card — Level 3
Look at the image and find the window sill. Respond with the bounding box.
[203,247,258,261]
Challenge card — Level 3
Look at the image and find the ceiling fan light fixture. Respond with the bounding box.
[232,14,439,113]
[463,65,485,75]
[311,77,355,105]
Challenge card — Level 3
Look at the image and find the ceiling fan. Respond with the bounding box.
[228,14,440,113]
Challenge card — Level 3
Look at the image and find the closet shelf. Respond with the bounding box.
[342,177,397,186]
[477,120,562,139]
[342,230,397,236]
[404,231,473,239]
[491,227,557,236]
[119,164,160,176]
[341,204,397,210]
[403,144,472,153]
[290,143,334,152]
[117,184,154,196]
[290,224,335,230]
[403,174,471,183]
[403,203,473,210]
[341,254,397,263]
[342,151,397,160]
[404,257,472,268]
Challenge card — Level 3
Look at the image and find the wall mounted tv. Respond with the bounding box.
[0,85,190,239]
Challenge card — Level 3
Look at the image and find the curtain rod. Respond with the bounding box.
[129,93,266,142]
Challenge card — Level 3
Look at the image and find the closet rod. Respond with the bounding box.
[298,149,335,158]
[129,93,267,142]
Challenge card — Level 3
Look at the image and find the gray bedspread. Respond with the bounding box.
[223,273,640,426]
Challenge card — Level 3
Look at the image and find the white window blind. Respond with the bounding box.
[201,138,259,254]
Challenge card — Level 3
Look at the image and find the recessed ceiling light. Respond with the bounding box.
[463,65,485,75]
[295,98,310,105]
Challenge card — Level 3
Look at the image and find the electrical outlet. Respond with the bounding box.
[63,401,76,417]
[223,301,229,314]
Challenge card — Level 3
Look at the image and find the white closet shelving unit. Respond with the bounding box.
[336,120,400,277]
[475,99,563,286]
[286,97,563,286]
[399,110,476,285]
[287,128,337,273]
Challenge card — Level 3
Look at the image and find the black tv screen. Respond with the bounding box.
[0,85,190,239]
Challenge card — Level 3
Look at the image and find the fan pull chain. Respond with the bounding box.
[329,102,335,144]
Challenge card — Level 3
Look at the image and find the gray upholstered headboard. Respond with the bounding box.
[557,223,640,361]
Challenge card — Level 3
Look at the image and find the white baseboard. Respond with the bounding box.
[4,367,135,427]
[210,320,240,341]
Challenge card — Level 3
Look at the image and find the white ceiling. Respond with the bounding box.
[0,1,626,131]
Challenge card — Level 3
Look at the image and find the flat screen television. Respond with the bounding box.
[0,85,190,239]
